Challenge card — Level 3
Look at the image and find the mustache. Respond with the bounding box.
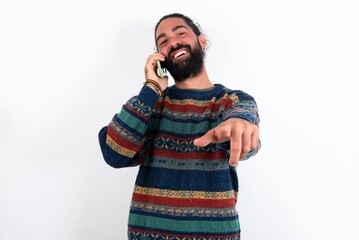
[167,44,191,59]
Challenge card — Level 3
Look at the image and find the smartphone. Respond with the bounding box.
[156,60,167,78]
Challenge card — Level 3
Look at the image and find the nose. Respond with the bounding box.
[170,39,180,49]
[168,34,182,49]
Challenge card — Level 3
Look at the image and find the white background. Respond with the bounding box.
[1,0,358,239]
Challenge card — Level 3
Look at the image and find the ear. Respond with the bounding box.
[198,34,207,49]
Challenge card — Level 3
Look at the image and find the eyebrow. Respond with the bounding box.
[156,25,189,43]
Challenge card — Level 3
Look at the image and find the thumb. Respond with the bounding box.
[158,76,169,90]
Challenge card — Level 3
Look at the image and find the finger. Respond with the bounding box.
[148,52,165,60]
[148,53,165,63]
[146,54,165,69]
[153,52,166,58]
[193,129,215,147]
[251,126,259,149]
[194,124,231,147]
[145,56,166,81]
[229,128,243,166]
[239,130,252,160]
[146,58,164,68]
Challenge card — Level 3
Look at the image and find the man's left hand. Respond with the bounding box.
[193,118,259,166]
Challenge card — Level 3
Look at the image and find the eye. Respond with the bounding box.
[160,39,168,46]
[178,32,186,37]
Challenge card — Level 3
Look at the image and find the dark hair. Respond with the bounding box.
[155,13,202,38]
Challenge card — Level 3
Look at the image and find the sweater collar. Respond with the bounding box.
[165,84,224,100]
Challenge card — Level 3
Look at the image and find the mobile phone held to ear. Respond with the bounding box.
[156,61,167,78]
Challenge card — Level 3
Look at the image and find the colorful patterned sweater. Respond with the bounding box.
[99,84,260,240]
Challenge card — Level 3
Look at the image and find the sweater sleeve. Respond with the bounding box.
[220,90,261,160]
[222,90,260,125]
[98,86,159,168]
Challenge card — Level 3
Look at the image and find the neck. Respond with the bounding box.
[174,66,213,89]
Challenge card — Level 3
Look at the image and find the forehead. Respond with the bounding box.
[155,17,191,38]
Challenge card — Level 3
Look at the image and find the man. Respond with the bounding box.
[99,13,260,240]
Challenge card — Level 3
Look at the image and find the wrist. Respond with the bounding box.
[145,83,161,96]
[144,79,163,97]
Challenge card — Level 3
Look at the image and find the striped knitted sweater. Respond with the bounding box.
[99,84,260,240]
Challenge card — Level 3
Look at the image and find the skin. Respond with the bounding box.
[145,17,259,166]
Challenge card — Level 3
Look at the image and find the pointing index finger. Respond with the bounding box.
[193,129,215,147]
[229,128,242,166]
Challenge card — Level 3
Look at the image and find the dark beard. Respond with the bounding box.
[164,41,204,82]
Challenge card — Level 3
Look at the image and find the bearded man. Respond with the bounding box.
[99,13,260,240]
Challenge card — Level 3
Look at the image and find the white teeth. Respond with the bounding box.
[174,50,186,59]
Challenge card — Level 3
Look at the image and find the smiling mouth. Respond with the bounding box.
[171,49,190,64]
[173,50,187,59]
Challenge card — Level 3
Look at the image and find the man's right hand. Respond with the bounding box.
[144,53,168,91]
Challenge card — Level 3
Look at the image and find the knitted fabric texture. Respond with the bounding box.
[99,84,260,240]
